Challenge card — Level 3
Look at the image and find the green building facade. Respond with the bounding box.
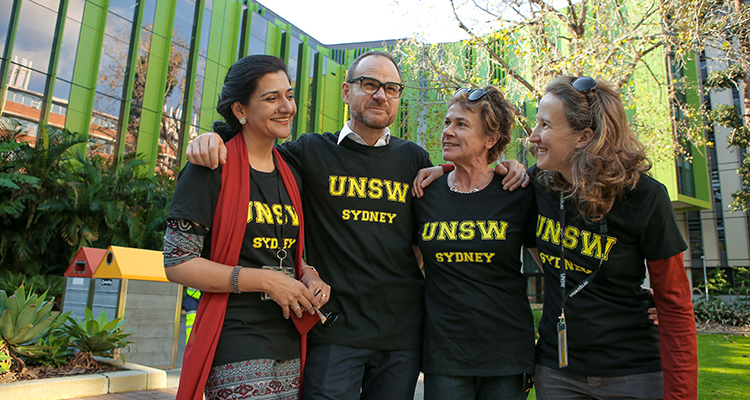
[2,0,746,295]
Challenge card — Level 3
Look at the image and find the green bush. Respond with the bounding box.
[1,124,174,276]
[693,295,750,327]
[0,271,65,302]
[61,308,132,360]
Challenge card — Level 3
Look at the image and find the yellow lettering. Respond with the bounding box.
[459,221,476,240]
[384,180,409,203]
[254,202,274,224]
[437,221,459,240]
[387,213,396,223]
[342,209,350,220]
[253,237,262,248]
[541,218,561,245]
[477,220,507,240]
[436,253,444,262]
[272,204,284,225]
[329,176,346,196]
[422,222,437,241]
[368,178,384,199]
[347,177,368,198]
[563,226,579,250]
[484,253,495,263]
[285,205,299,226]
[350,210,362,220]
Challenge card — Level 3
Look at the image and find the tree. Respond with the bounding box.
[98,24,192,172]
[393,0,749,209]
[662,0,749,211]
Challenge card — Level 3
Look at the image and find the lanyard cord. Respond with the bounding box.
[250,157,288,262]
[559,191,608,314]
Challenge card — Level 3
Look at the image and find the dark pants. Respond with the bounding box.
[424,373,528,400]
[302,344,421,400]
[533,364,664,400]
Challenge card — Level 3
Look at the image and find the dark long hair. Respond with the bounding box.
[213,55,289,142]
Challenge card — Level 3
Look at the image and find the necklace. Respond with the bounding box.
[449,169,492,194]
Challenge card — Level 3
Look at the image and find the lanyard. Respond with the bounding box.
[557,191,608,367]
[250,159,288,265]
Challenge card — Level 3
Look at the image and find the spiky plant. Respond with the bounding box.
[61,308,132,367]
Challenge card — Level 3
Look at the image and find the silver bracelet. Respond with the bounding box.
[230,265,242,294]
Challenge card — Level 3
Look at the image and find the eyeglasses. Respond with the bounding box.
[572,76,596,93]
[348,76,404,99]
[455,88,499,121]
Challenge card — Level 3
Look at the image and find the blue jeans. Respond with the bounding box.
[533,364,664,400]
[424,373,528,400]
[302,344,421,400]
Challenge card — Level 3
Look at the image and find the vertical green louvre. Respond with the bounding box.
[135,0,177,173]
[0,0,22,117]
[39,0,70,150]
[66,0,109,145]
[177,0,205,168]
[198,0,242,135]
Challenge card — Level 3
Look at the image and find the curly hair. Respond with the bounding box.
[536,76,651,221]
[447,85,516,164]
[213,55,289,142]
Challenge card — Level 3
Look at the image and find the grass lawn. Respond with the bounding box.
[525,333,750,400]
[697,333,750,399]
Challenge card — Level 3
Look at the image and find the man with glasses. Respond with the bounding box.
[185,51,524,399]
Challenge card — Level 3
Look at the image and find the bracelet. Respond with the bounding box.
[230,265,242,294]
[302,265,317,272]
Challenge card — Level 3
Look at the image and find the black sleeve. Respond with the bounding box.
[168,162,222,229]
[638,182,688,261]
[523,189,538,249]
[276,134,311,172]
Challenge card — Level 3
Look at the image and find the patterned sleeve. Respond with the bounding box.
[163,218,210,268]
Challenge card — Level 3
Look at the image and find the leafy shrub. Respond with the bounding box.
[61,308,132,360]
[0,286,65,370]
[0,271,64,302]
[1,125,174,276]
[693,295,750,327]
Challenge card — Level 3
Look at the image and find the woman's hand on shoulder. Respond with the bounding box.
[412,166,446,198]
[495,159,530,191]
[186,132,227,169]
[300,265,331,308]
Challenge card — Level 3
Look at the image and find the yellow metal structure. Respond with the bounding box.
[93,246,168,282]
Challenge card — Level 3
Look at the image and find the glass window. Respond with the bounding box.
[288,36,302,84]
[0,0,14,57]
[57,19,82,83]
[108,0,137,22]
[250,13,267,43]
[191,56,206,133]
[141,0,158,29]
[12,1,58,91]
[66,0,86,23]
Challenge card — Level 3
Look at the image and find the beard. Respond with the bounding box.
[349,103,396,129]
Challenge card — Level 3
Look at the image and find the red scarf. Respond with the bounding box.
[176,135,315,400]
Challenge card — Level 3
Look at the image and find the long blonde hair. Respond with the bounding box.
[536,76,651,221]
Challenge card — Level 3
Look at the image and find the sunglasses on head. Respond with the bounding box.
[571,76,596,93]
[455,88,499,120]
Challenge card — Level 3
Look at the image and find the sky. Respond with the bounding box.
[255,0,476,45]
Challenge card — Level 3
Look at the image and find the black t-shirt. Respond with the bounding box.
[277,132,433,350]
[169,160,302,366]
[530,165,688,376]
[415,174,537,376]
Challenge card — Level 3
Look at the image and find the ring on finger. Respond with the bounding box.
[322,293,327,298]
[290,304,301,310]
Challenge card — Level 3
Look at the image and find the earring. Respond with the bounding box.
[239,117,246,125]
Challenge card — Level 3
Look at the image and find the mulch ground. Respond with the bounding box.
[696,321,750,335]
[0,352,121,383]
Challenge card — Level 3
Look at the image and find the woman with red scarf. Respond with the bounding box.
[163,55,330,400]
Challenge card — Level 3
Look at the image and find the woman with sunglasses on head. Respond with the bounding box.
[527,76,697,399]
[163,54,330,400]
[413,76,698,400]
[413,85,537,400]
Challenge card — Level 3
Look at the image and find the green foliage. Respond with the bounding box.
[693,295,750,327]
[0,271,65,301]
[0,339,11,373]
[698,268,732,294]
[61,308,132,359]
[0,286,64,369]
[0,124,174,276]
[31,316,75,367]
[704,64,747,91]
